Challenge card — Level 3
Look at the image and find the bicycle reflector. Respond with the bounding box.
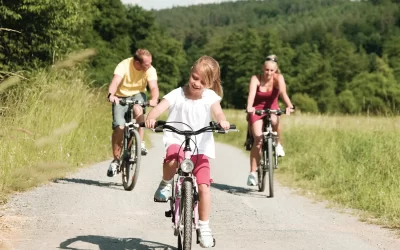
[180,159,194,173]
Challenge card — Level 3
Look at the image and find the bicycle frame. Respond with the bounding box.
[171,136,200,237]
[120,99,147,161]
[118,99,149,191]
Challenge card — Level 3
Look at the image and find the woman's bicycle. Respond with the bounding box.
[151,120,237,250]
[255,107,294,197]
[117,98,150,191]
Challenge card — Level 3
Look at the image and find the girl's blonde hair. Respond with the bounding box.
[264,54,281,74]
[191,56,223,98]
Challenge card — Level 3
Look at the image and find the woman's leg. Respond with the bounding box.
[250,119,263,173]
[271,115,285,156]
[271,115,282,144]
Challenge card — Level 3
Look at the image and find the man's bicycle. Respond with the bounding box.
[152,120,237,250]
[117,98,150,191]
[255,107,294,197]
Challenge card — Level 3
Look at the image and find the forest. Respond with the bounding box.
[1,0,400,114]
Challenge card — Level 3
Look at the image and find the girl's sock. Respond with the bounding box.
[162,178,172,184]
[199,220,210,227]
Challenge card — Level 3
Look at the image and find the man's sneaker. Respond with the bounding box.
[107,160,119,177]
[141,141,148,156]
[199,224,215,248]
[247,172,257,186]
[276,143,285,157]
[154,181,172,202]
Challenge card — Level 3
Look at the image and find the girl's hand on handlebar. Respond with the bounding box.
[218,120,230,130]
[145,118,157,129]
[109,95,120,104]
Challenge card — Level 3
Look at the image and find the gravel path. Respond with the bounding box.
[1,134,399,250]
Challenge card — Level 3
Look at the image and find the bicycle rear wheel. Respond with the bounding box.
[267,137,275,197]
[178,179,193,250]
[258,146,267,192]
[121,129,141,191]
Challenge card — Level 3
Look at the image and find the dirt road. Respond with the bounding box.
[1,134,399,250]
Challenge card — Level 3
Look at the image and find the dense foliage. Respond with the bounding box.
[1,0,399,113]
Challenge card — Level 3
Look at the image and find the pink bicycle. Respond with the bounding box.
[152,120,237,250]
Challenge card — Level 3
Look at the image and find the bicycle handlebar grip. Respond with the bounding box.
[154,127,164,133]
[155,120,167,127]
[119,99,126,106]
[255,110,263,115]
[138,122,145,127]
[229,124,236,129]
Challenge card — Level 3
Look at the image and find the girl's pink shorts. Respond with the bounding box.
[164,144,211,186]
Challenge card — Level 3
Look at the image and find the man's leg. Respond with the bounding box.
[131,92,148,155]
[111,126,124,160]
[108,102,128,177]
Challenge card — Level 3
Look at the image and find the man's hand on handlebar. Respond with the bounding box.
[109,95,119,104]
[149,99,158,107]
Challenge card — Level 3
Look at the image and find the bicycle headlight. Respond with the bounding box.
[180,159,194,173]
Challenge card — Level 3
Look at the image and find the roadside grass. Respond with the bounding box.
[0,67,112,204]
[217,109,400,228]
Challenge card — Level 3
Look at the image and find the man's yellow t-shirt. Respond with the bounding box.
[114,57,158,97]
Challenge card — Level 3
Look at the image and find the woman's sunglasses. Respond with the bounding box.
[265,57,278,63]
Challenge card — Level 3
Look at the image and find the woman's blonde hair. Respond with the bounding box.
[191,55,223,98]
[264,54,281,74]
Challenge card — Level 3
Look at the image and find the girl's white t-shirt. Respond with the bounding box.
[162,87,222,159]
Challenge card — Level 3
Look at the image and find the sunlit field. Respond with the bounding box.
[218,110,400,228]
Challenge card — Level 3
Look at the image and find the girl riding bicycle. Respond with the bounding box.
[145,56,230,248]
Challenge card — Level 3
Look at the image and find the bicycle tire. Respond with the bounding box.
[179,179,193,250]
[258,146,267,192]
[121,129,141,191]
[267,137,274,197]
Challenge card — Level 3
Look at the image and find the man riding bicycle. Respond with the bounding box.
[107,48,159,177]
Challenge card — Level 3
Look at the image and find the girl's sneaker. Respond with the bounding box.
[199,224,214,248]
[154,180,172,202]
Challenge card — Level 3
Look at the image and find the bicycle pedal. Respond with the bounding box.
[154,198,168,203]
[196,229,200,244]
[165,210,172,217]
[213,238,216,247]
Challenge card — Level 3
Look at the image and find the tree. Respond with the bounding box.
[137,29,187,96]
[0,0,95,71]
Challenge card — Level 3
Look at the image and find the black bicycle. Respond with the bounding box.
[255,107,294,197]
[117,98,150,191]
[152,120,237,250]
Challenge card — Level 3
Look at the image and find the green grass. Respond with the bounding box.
[216,110,400,228]
[0,67,112,203]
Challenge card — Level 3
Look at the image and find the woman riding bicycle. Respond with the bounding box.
[145,56,230,248]
[246,55,294,186]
